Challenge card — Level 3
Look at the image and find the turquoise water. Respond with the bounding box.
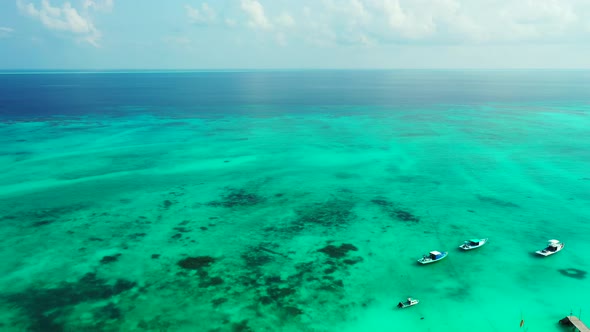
[1,71,589,331]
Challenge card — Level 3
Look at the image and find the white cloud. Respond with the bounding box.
[326,0,371,27]
[225,18,237,27]
[372,0,440,38]
[41,0,61,16]
[329,0,462,40]
[295,0,590,46]
[186,3,216,24]
[493,0,578,41]
[240,0,272,29]
[275,13,295,28]
[0,27,14,38]
[83,0,114,12]
[176,0,590,48]
[17,0,110,47]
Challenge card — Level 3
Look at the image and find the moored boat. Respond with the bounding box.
[397,297,419,308]
[417,251,448,264]
[459,238,488,250]
[536,239,564,256]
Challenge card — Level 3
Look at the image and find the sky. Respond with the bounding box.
[1,0,590,69]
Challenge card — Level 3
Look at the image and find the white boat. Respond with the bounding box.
[417,251,448,264]
[536,239,564,256]
[459,238,488,250]
[397,297,419,309]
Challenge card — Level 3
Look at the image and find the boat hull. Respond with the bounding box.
[459,238,488,250]
[417,252,448,264]
[535,243,564,256]
[398,300,419,308]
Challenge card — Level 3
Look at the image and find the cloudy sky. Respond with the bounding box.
[1,0,590,69]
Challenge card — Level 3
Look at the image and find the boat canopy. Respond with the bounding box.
[548,239,560,245]
[429,251,444,259]
[470,239,482,243]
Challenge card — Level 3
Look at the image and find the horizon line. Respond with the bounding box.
[1,68,589,74]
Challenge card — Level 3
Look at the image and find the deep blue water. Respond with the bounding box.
[1,70,590,119]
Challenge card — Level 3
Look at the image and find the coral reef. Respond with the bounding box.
[178,256,216,270]
[4,273,136,331]
[289,199,357,233]
[207,188,265,208]
[100,253,122,264]
[476,195,519,208]
[318,244,358,259]
[371,197,420,223]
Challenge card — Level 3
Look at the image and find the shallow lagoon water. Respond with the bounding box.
[0,71,589,331]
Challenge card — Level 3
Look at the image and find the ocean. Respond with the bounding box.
[0,70,589,331]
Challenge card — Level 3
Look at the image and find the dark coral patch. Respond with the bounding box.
[5,273,135,332]
[232,320,252,332]
[343,257,364,265]
[233,240,358,322]
[173,227,191,233]
[129,233,147,240]
[371,197,420,222]
[162,200,174,209]
[212,298,228,307]
[393,209,419,222]
[95,302,122,320]
[32,220,54,227]
[241,247,273,267]
[318,244,358,258]
[177,256,215,270]
[265,276,282,285]
[370,198,391,207]
[558,268,587,280]
[259,296,272,305]
[208,188,265,208]
[136,316,172,331]
[8,203,89,229]
[100,254,121,264]
[284,306,303,316]
[267,286,296,301]
[476,195,519,208]
[291,199,356,230]
[199,276,224,288]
